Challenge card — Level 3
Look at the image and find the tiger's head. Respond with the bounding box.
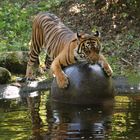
[74,31,101,64]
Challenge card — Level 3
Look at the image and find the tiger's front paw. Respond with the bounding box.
[56,73,69,88]
[103,65,113,77]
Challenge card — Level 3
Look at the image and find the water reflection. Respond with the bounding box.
[27,92,114,140]
[27,95,43,140]
[44,101,113,140]
[1,92,140,140]
[112,97,140,140]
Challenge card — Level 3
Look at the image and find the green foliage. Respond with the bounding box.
[103,31,140,76]
[0,0,62,52]
[125,71,140,85]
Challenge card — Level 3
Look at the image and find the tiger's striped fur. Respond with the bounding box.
[26,12,113,88]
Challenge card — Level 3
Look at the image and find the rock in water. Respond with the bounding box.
[51,62,114,105]
[0,67,11,84]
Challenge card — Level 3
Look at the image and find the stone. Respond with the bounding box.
[0,51,28,74]
[51,62,114,105]
[0,67,11,84]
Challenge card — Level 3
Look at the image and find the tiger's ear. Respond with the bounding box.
[94,31,101,37]
[77,32,87,39]
[77,32,82,38]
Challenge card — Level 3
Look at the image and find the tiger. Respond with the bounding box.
[25,12,113,88]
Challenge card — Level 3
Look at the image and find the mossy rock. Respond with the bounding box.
[0,51,28,74]
[0,67,11,84]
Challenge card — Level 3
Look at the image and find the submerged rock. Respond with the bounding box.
[0,67,11,84]
[51,62,114,105]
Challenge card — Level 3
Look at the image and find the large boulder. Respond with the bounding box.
[51,62,114,105]
[0,67,11,84]
[0,51,28,74]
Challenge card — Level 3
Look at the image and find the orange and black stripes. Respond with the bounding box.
[27,12,101,68]
[27,12,75,67]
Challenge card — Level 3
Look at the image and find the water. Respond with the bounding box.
[0,91,140,140]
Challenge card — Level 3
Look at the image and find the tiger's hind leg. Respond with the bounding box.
[98,54,113,77]
[25,42,41,81]
[45,55,53,70]
[41,54,53,78]
[26,55,40,81]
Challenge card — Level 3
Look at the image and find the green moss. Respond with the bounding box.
[0,52,28,74]
[0,67,11,84]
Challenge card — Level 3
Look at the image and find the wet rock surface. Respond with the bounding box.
[51,63,114,104]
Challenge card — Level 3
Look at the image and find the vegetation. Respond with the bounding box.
[0,0,139,76]
[0,0,63,51]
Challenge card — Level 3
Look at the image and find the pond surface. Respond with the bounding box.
[0,91,140,140]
